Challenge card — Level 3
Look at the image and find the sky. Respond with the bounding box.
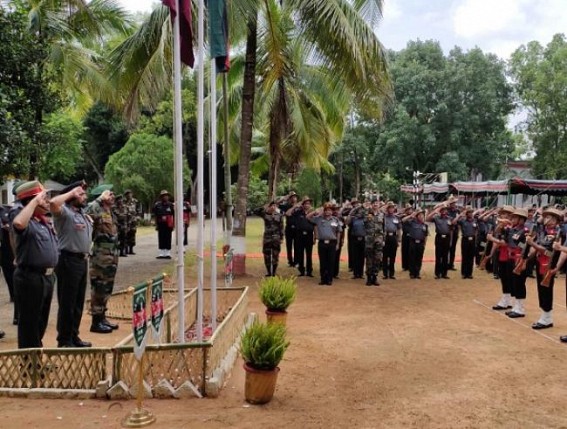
[117,0,567,61]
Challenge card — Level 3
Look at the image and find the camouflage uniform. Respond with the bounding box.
[113,197,130,257]
[124,192,141,253]
[362,206,385,285]
[87,198,119,320]
[255,206,284,276]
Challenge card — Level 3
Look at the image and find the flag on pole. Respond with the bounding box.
[150,276,165,341]
[132,284,149,360]
[208,0,230,72]
[163,0,195,67]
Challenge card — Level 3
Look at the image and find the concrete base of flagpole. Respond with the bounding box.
[121,408,156,428]
[231,236,246,275]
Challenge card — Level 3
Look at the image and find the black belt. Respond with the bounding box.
[437,234,448,238]
[60,250,89,260]
[321,239,337,244]
[19,265,55,275]
[412,239,423,244]
[386,232,396,236]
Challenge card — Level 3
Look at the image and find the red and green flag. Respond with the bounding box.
[150,276,165,341]
[162,0,195,67]
[208,0,230,73]
[132,284,149,360]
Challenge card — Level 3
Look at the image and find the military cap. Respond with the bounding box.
[385,201,396,208]
[302,196,312,204]
[288,191,298,198]
[160,189,171,196]
[446,195,458,204]
[124,189,132,195]
[11,180,24,196]
[512,208,528,219]
[464,205,474,213]
[414,208,426,215]
[500,205,515,214]
[542,207,563,220]
[60,180,87,195]
[15,180,45,201]
[351,198,359,204]
[90,184,113,198]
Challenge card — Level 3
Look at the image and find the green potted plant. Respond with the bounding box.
[240,321,289,404]
[258,275,297,325]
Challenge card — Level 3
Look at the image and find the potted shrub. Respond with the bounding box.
[258,276,297,325]
[240,321,289,404]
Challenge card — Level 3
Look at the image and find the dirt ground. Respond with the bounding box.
[3,224,567,428]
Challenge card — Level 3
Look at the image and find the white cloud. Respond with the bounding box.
[453,0,526,39]
[116,0,157,13]
[382,0,403,20]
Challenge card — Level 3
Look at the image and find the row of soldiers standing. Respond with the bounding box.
[113,191,142,257]
[258,192,401,286]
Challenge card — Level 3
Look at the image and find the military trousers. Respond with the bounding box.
[408,239,425,278]
[263,239,281,276]
[14,267,55,349]
[382,234,398,278]
[449,231,459,268]
[296,231,314,275]
[461,236,476,278]
[318,240,337,285]
[285,227,295,266]
[56,252,88,346]
[536,261,554,312]
[351,236,365,277]
[434,234,451,278]
[90,244,119,316]
[157,224,173,250]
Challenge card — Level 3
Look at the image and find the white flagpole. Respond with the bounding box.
[173,0,185,344]
[210,60,218,331]
[196,0,205,342]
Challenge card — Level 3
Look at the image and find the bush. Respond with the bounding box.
[240,321,289,370]
[258,276,297,312]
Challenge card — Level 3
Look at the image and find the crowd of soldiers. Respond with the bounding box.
[0,180,141,348]
[257,192,406,286]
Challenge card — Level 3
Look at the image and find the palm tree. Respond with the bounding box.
[19,0,131,176]
[101,0,392,271]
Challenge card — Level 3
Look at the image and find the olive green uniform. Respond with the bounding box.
[87,199,119,318]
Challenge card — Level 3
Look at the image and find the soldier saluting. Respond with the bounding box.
[255,201,284,277]
[362,198,385,286]
[87,188,120,334]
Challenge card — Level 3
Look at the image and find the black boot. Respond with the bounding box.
[90,315,113,334]
[366,276,372,286]
[101,315,119,330]
[372,275,380,286]
[120,248,127,257]
[129,246,136,255]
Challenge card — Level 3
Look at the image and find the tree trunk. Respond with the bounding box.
[222,73,233,240]
[232,17,258,274]
[267,79,288,200]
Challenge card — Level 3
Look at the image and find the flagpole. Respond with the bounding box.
[210,60,218,331]
[173,0,186,344]
[196,0,205,342]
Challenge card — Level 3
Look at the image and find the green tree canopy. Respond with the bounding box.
[104,133,191,210]
[509,33,567,179]
[369,40,514,184]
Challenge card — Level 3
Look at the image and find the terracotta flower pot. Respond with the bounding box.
[265,309,287,326]
[244,363,280,404]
